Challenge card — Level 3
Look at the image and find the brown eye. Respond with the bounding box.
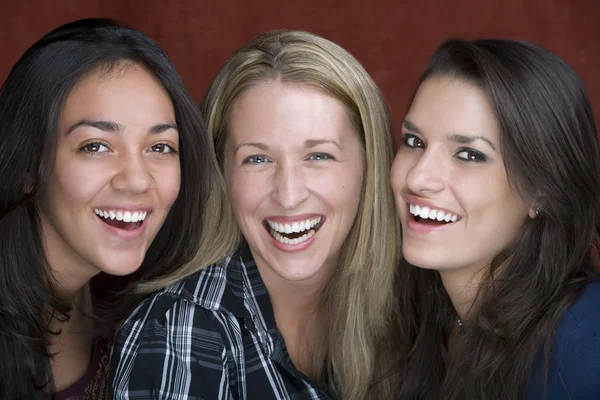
[456,149,487,163]
[80,142,109,153]
[403,134,425,148]
[150,143,176,154]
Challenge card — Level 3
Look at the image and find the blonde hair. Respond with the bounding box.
[144,30,400,400]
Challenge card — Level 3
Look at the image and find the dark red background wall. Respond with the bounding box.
[1,1,599,266]
[1,0,599,141]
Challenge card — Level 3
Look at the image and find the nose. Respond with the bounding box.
[271,162,309,209]
[404,149,446,194]
[111,151,153,194]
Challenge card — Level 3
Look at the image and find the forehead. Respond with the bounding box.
[407,76,499,139]
[60,64,174,128]
[227,80,355,144]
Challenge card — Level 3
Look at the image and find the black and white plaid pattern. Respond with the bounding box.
[110,243,331,399]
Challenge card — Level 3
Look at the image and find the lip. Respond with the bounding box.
[264,213,323,223]
[94,205,152,213]
[263,214,324,252]
[403,194,459,217]
[94,210,150,239]
[266,228,319,252]
[402,195,459,235]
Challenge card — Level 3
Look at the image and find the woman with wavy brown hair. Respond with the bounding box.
[391,38,600,399]
[111,29,401,400]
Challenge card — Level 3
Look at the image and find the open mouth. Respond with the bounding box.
[409,204,460,226]
[264,216,324,245]
[94,208,146,231]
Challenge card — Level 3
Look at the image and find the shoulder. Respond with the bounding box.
[110,262,238,396]
[555,279,600,344]
[537,280,600,398]
[124,260,231,327]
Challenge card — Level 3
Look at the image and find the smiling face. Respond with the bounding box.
[39,63,181,287]
[391,76,532,276]
[225,81,364,286]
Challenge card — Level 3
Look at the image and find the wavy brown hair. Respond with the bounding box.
[394,39,600,400]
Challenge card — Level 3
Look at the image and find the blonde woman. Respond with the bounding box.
[111,30,401,400]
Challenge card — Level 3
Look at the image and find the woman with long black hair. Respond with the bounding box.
[0,18,210,398]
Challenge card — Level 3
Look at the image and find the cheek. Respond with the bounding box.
[227,169,266,215]
[390,156,412,193]
[48,158,111,208]
[155,163,181,207]
[314,164,363,213]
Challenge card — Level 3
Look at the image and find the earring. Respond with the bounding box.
[535,206,541,216]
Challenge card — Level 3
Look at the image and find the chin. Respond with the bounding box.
[97,256,145,276]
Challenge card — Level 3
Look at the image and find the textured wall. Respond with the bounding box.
[1,0,599,140]
[1,0,599,264]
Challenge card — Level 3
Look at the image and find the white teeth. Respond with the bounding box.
[94,209,148,222]
[270,228,316,245]
[409,203,459,223]
[267,216,322,234]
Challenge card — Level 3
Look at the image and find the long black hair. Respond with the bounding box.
[0,18,210,398]
[394,39,600,399]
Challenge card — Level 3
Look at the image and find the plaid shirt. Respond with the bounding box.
[110,243,332,400]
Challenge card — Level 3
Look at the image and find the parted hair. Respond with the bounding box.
[145,30,402,400]
[0,18,210,398]
[394,38,600,400]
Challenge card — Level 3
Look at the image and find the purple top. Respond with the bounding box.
[54,336,112,400]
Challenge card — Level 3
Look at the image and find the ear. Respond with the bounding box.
[528,203,540,219]
[24,174,35,195]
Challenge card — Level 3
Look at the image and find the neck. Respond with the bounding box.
[438,265,488,321]
[253,253,334,377]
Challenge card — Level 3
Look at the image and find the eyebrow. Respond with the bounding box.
[304,139,342,151]
[403,120,496,151]
[448,133,496,151]
[65,119,178,135]
[234,142,269,154]
[234,139,343,154]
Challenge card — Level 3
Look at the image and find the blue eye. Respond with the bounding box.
[456,149,487,163]
[244,155,269,164]
[308,153,334,161]
[80,142,109,153]
[150,143,177,154]
[403,134,425,148]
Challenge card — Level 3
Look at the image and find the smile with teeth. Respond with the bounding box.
[266,216,323,245]
[94,208,147,230]
[409,204,459,223]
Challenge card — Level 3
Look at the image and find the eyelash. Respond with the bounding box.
[242,152,336,165]
[456,149,487,163]
[78,142,178,156]
[402,133,488,163]
[308,152,335,161]
[150,143,178,155]
[243,155,270,165]
[79,141,110,154]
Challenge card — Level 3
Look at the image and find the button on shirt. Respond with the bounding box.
[110,243,332,400]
